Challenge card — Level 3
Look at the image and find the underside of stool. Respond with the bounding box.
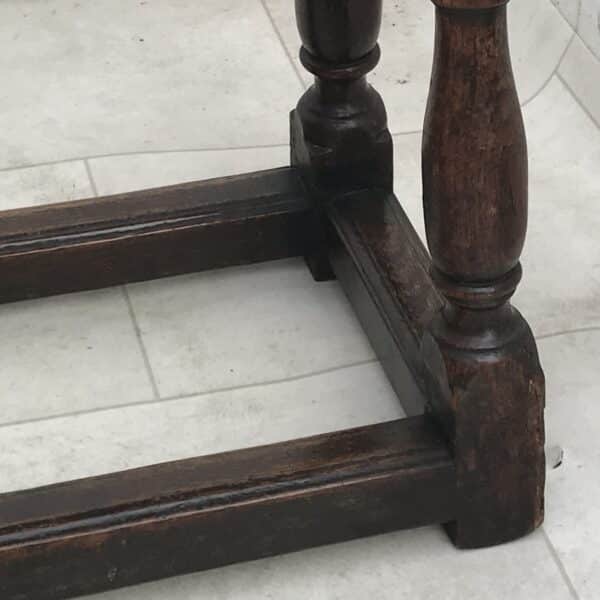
[0,1,545,598]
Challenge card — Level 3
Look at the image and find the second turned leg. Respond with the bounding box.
[291,0,393,280]
[422,0,546,548]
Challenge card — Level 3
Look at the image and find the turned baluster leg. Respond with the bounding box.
[291,0,393,280]
[422,0,545,548]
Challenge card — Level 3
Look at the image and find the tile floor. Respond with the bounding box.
[0,1,598,599]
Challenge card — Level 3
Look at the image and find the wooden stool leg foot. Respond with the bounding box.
[422,0,545,548]
[424,305,545,548]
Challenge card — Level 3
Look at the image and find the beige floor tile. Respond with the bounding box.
[515,76,600,335]
[552,0,582,27]
[88,146,289,195]
[559,33,600,126]
[0,0,302,169]
[0,288,155,424]
[542,328,600,600]
[127,259,375,399]
[0,160,92,209]
[578,0,600,59]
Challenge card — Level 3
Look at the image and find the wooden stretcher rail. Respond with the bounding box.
[328,190,444,416]
[0,167,311,303]
[0,416,456,600]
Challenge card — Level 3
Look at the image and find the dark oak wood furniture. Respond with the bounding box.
[0,1,545,598]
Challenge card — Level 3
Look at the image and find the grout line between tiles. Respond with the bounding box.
[541,527,581,600]
[392,129,423,138]
[157,358,381,405]
[0,132,427,177]
[552,0,600,80]
[0,70,556,180]
[4,321,596,431]
[121,286,161,402]
[573,30,600,65]
[0,359,380,431]
[259,0,309,91]
[522,29,576,108]
[519,0,581,108]
[550,0,581,31]
[571,0,600,65]
[537,325,600,341]
[547,0,582,42]
[84,158,162,401]
[0,144,291,174]
[557,71,600,131]
[544,0,600,66]
[0,2,590,177]
[83,158,99,197]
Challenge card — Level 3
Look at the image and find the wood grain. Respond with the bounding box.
[0,417,456,600]
[291,0,393,280]
[422,1,545,548]
[0,168,310,303]
[328,190,444,416]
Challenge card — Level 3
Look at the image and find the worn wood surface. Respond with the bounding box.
[328,189,444,416]
[0,168,310,303]
[0,3,550,598]
[422,0,546,548]
[0,417,456,600]
[291,0,393,280]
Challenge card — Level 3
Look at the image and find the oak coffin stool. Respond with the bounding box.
[0,0,545,598]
